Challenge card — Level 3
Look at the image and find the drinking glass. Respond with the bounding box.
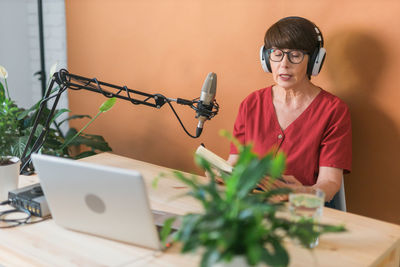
[289,187,325,248]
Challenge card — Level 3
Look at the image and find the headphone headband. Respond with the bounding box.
[278,16,324,50]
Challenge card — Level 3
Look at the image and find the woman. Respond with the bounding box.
[228,17,352,203]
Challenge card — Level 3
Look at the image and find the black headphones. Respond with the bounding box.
[260,16,326,76]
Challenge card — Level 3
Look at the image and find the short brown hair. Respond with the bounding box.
[264,17,321,56]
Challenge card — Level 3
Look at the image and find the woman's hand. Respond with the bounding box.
[280,175,303,188]
[258,175,301,190]
[205,168,225,185]
[258,175,303,202]
[204,154,238,185]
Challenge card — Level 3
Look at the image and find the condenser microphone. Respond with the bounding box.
[196,72,217,137]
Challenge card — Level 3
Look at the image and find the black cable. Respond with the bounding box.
[0,208,31,229]
[0,222,22,229]
[0,204,50,228]
[160,95,219,139]
[0,209,31,222]
[163,97,198,139]
[24,216,50,225]
[0,200,10,206]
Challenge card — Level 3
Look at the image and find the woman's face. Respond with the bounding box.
[270,49,309,90]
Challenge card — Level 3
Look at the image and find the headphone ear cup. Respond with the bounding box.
[308,47,326,76]
[260,45,272,73]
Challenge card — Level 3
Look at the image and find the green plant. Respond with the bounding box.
[161,130,345,267]
[0,65,113,160]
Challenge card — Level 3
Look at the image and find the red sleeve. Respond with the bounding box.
[230,101,247,154]
[319,102,352,173]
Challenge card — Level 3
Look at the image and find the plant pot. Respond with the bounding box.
[0,156,20,201]
[214,256,255,267]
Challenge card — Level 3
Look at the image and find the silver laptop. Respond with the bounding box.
[31,153,179,250]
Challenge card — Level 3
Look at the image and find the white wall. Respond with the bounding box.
[0,0,32,108]
[27,0,68,105]
[0,0,68,131]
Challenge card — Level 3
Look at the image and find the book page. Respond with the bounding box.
[195,145,233,174]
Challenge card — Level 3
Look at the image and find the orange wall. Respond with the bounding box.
[65,0,400,224]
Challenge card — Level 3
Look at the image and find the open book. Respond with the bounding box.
[195,145,233,174]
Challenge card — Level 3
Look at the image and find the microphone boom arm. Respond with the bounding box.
[56,69,168,109]
[19,69,219,174]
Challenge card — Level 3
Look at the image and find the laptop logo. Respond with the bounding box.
[85,194,106,214]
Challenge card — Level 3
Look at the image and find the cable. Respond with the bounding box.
[0,208,31,228]
[25,216,50,225]
[0,206,50,228]
[0,199,50,228]
[163,96,198,138]
[0,200,10,206]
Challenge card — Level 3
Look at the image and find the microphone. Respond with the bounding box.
[196,72,217,137]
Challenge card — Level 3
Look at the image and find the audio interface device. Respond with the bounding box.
[8,183,50,218]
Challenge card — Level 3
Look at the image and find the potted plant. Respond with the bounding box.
[161,131,345,267]
[0,64,114,172]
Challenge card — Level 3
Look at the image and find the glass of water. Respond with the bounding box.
[289,187,325,248]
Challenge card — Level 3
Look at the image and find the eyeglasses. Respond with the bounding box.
[268,48,307,64]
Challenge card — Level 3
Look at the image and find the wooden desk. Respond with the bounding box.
[0,153,399,267]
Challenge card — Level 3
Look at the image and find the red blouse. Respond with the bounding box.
[230,86,352,186]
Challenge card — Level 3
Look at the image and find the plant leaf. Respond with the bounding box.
[236,154,274,199]
[49,108,70,125]
[247,243,262,265]
[0,81,5,101]
[261,238,289,267]
[173,171,200,191]
[65,127,78,139]
[160,217,176,246]
[49,62,58,77]
[99,97,116,112]
[73,150,97,159]
[200,247,220,267]
[68,134,112,151]
[57,114,92,126]
[194,156,221,202]
[10,136,29,158]
[17,101,41,120]
[219,129,242,152]
[270,151,286,178]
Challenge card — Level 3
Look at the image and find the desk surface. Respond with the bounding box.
[1,153,399,267]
